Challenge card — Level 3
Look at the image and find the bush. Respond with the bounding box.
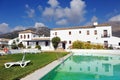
[108,45,113,49]
[18,42,24,49]
[28,46,31,49]
[84,42,92,49]
[72,40,84,49]
[35,45,41,50]
[72,40,104,49]
[95,44,104,49]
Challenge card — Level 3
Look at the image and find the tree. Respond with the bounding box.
[11,40,18,49]
[52,37,61,50]
[18,42,24,49]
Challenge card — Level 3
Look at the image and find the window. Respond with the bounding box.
[94,30,97,35]
[69,31,71,35]
[28,35,29,39]
[24,35,26,39]
[119,42,120,46]
[87,30,89,35]
[104,41,108,48]
[55,32,57,35]
[69,41,71,44]
[104,30,108,37]
[20,35,22,39]
[79,31,81,34]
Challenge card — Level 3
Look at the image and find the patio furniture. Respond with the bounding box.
[4,53,31,68]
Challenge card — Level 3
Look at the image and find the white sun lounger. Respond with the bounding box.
[4,53,31,68]
[4,60,31,68]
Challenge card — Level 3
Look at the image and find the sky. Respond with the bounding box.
[0,0,120,33]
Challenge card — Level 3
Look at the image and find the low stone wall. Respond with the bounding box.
[8,49,41,54]
[67,49,120,56]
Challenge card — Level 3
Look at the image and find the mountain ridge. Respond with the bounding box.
[0,21,120,39]
[0,27,50,39]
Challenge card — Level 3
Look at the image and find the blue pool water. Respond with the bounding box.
[40,54,120,80]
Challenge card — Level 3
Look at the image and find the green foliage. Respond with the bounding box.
[28,46,31,49]
[0,52,68,80]
[35,45,41,50]
[95,44,104,49]
[108,45,113,49]
[52,37,61,50]
[11,40,18,49]
[72,40,84,49]
[84,42,92,49]
[18,42,24,49]
[72,40,104,49]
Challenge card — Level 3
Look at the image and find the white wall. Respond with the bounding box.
[50,26,120,49]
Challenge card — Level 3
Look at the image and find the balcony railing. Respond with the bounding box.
[101,34,110,38]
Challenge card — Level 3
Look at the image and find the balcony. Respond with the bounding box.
[101,34,110,38]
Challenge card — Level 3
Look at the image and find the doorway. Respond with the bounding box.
[104,41,108,48]
[62,42,66,49]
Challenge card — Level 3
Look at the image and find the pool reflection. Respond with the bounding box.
[58,55,120,76]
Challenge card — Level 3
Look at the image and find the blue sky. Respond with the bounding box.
[0,0,120,33]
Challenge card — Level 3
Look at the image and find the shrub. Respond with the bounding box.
[72,40,84,49]
[18,42,24,49]
[95,44,104,49]
[28,46,31,49]
[35,45,41,50]
[84,42,92,49]
[108,45,113,49]
[72,40,104,49]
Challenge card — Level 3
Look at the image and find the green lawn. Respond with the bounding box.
[0,52,68,80]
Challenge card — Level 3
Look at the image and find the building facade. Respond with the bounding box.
[0,38,10,49]
[7,23,120,50]
[50,23,120,49]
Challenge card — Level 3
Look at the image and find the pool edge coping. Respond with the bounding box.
[21,53,71,80]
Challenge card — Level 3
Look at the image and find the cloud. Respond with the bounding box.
[0,23,9,33]
[12,26,26,31]
[91,16,98,22]
[42,0,86,25]
[34,22,46,28]
[56,19,68,25]
[109,14,120,21]
[85,16,98,25]
[48,0,59,8]
[25,4,35,18]
[43,7,54,17]
[38,5,43,11]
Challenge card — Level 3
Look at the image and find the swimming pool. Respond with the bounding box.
[40,54,120,80]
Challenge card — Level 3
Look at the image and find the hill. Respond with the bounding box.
[0,27,50,39]
[106,21,120,37]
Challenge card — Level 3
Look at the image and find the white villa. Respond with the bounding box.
[0,38,10,49]
[51,22,120,49]
[7,22,120,50]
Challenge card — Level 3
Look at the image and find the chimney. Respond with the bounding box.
[93,22,98,26]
